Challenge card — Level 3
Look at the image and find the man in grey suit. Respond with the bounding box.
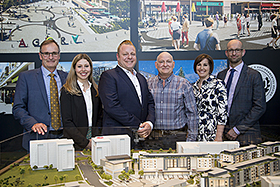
[217,39,266,146]
[13,39,68,151]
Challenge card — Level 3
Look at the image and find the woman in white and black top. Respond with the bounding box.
[60,54,102,150]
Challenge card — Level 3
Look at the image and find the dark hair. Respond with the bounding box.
[205,17,214,27]
[117,40,135,55]
[40,39,60,52]
[193,54,214,74]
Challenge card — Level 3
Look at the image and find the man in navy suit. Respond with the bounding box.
[217,39,266,146]
[13,39,68,151]
[98,40,155,147]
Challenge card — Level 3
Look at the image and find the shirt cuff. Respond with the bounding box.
[144,121,153,130]
[233,127,240,135]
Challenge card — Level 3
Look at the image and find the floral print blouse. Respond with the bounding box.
[193,75,228,141]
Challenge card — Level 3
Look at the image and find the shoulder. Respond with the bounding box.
[19,68,40,78]
[174,75,192,86]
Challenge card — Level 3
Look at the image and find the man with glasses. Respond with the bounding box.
[147,52,198,149]
[13,39,68,151]
[217,39,266,146]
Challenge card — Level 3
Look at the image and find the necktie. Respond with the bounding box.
[226,69,236,97]
[49,73,61,130]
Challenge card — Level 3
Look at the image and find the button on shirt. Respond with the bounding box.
[148,74,198,140]
[41,66,63,131]
[77,80,92,127]
[224,62,244,135]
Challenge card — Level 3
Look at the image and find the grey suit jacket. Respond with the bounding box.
[13,67,68,151]
[217,63,266,146]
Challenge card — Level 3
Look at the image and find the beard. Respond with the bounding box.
[228,56,242,65]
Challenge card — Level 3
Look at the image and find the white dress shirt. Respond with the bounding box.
[77,80,92,127]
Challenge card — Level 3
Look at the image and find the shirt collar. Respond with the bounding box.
[118,65,137,76]
[77,80,92,91]
[230,61,244,72]
[41,65,58,77]
[158,73,174,83]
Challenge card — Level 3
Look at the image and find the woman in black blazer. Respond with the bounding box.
[60,54,102,150]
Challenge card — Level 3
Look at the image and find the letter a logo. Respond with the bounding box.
[19,38,27,47]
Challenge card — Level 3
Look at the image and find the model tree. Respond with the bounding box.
[138,170,144,179]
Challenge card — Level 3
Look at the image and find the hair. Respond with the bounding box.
[117,40,135,55]
[205,17,214,27]
[172,16,177,21]
[63,54,98,96]
[271,14,277,20]
[193,54,214,74]
[40,39,60,52]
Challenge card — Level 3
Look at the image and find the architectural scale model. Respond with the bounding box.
[90,135,280,187]
[91,135,130,165]
[177,141,240,154]
[30,139,75,172]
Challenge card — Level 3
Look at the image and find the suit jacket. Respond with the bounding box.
[217,63,266,146]
[12,67,68,151]
[60,85,102,149]
[98,66,155,137]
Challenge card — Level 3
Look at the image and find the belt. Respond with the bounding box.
[49,129,63,135]
[153,129,187,136]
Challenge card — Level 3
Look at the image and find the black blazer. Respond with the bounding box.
[60,85,102,149]
[217,63,266,145]
[98,66,155,136]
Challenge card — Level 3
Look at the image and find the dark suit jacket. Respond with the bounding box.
[60,85,102,149]
[12,67,68,151]
[98,66,155,137]
[217,63,266,146]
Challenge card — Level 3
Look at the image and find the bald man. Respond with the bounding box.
[217,39,266,146]
[147,52,198,149]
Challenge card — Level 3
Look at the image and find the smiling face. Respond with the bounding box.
[155,52,175,80]
[75,59,92,82]
[196,58,210,80]
[39,42,60,73]
[117,44,136,73]
[225,39,245,68]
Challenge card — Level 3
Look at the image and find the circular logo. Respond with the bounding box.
[248,64,277,102]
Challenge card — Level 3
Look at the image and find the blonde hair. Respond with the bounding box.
[63,53,98,96]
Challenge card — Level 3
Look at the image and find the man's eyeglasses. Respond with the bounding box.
[40,51,60,58]
[227,49,243,53]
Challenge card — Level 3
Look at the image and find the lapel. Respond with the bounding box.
[57,70,66,84]
[116,66,141,106]
[36,68,48,107]
[233,64,247,101]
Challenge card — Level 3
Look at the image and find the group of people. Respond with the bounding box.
[236,13,251,38]
[13,38,266,152]
[168,14,189,50]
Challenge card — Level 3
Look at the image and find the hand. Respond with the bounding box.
[225,128,238,140]
[86,139,92,150]
[31,123,47,135]
[137,122,152,138]
[214,136,223,142]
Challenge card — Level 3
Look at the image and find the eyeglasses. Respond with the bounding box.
[40,51,60,58]
[227,49,243,53]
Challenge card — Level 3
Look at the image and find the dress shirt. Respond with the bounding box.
[118,65,153,129]
[224,62,244,135]
[77,80,92,127]
[41,66,63,130]
[118,65,142,104]
[148,74,198,141]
